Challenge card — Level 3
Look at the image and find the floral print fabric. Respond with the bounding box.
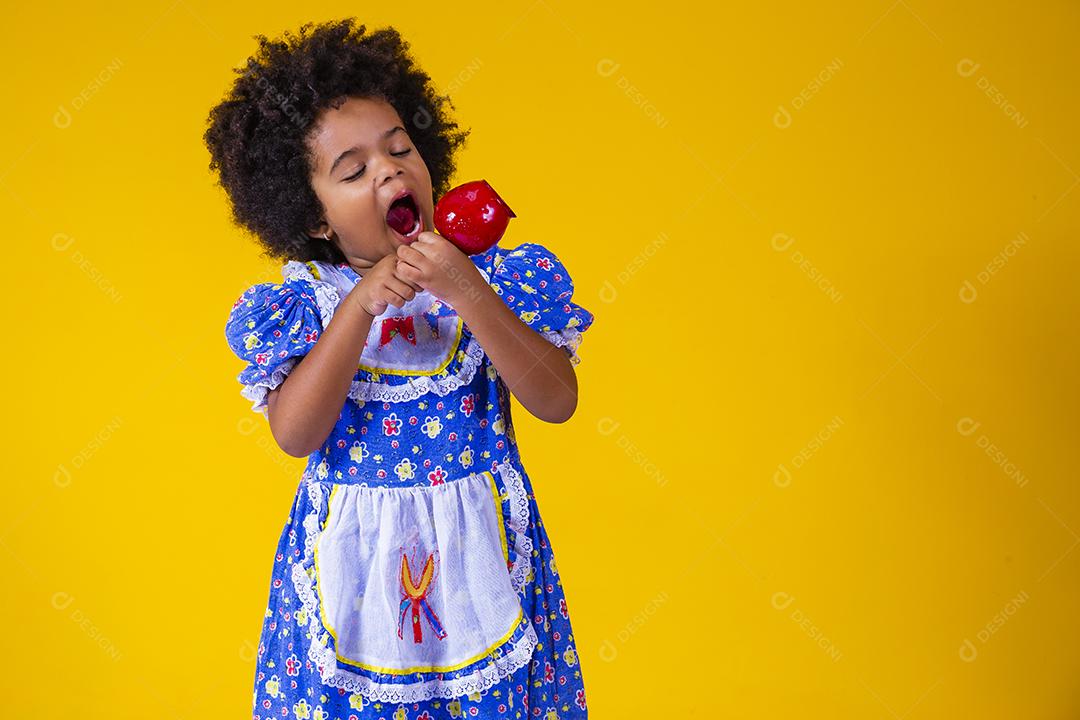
[225,242,594,719]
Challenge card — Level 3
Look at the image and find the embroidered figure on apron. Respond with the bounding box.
[398,549,447,643]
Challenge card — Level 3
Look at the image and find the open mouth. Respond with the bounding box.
[386,191,422,242]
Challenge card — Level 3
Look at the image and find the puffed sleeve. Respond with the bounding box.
[224,277,324,415]
[487,242,595,365]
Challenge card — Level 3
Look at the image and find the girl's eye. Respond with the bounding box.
[343,149,413,182]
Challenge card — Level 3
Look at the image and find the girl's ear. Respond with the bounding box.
[307,221,332,241]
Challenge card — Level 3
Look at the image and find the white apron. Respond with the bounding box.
[290,458,537,704]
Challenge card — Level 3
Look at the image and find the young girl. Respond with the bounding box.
[204,19,593,719]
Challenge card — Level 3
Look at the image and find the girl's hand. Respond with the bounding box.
[349,253,423,317]
[395,232,486,308]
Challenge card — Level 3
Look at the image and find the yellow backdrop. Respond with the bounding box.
[4,1,1078,717]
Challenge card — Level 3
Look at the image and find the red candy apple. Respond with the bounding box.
[433,179,516,255]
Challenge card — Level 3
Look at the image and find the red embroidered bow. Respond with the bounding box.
[379,316,416,348]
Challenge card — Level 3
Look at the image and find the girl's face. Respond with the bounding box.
[306,95,435,272]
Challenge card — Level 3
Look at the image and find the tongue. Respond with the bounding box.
[387,201,417,235]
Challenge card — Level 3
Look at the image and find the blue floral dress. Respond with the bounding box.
[224,242,594,720]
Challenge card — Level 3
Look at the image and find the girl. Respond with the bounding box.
[204,19,594,719]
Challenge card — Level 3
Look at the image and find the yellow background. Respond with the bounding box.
[3,1,1078,717]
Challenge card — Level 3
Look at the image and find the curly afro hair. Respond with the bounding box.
[203,19,470,264]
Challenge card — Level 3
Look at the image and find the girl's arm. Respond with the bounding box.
[395,234,580,424]
[454,287,578,424]
[265,289,375,457]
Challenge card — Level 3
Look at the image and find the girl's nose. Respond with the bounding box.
[376,158,406,185]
